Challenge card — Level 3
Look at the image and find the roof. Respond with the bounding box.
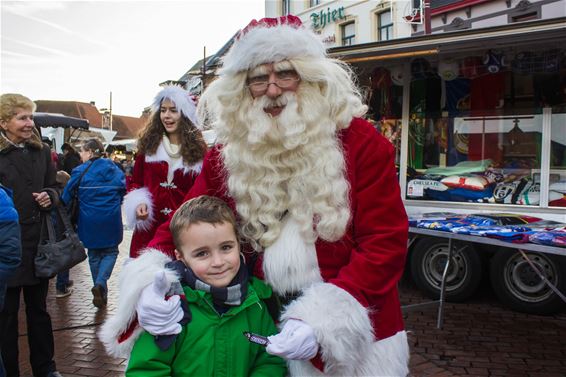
[111,115,145,140]
[177,31,239,81]
[35,100,104,128]
[35,100,145,140]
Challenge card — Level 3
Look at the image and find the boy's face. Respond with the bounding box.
[175,221,240,288]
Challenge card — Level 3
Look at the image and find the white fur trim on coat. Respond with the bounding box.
[145,142,203,183]
[220,23,326,75]
[281,283,409,376]
[98,249,177,358]
[263,216,322,295]
[123,187,154,232]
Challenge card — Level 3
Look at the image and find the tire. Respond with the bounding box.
[410,237,482,302]
[490,250,566,315]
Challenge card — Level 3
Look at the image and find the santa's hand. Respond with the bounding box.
[266,319,319,360]
[136,271,183,336]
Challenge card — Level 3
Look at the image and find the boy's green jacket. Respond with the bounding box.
[126,277,287,377]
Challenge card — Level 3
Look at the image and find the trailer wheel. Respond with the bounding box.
[490,250,566,315]
[410,237,482,302]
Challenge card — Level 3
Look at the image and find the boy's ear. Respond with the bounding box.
[174,249,183,260]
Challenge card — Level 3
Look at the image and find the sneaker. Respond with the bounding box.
[47,371,64,377]
[55,287,73,298]
[91,285,107,308]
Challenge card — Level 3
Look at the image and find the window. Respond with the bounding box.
[282,0,290,15]
[309,0,321,7]
[341,22,355,46]
[511,12,539,23]
[378,10,393,41]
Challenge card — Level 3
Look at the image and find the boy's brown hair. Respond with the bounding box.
[170,195,238,251]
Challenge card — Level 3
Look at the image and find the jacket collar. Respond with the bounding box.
[0,131,43,154]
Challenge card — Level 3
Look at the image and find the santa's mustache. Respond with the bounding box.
[253,92,293,112]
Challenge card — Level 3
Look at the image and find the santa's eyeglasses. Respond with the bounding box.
[247,70,300,94]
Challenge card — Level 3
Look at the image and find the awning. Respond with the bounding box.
[33,112,89,130]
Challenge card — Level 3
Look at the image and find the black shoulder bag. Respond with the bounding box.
[35,204,87,279]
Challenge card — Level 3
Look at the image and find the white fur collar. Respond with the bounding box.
[262,216,322,295]
[145,141,202,183]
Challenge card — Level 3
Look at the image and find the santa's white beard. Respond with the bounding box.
[220,84,351,249]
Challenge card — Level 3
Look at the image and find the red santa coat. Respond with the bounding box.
[148,118,410,376]
[123,140,202,257]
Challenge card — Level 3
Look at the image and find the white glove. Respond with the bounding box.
[266,319,319,360]
[136,271,184,336]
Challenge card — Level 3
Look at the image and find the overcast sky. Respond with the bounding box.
[1,0,265,117]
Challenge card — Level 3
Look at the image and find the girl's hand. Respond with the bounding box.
[136,203,149,220]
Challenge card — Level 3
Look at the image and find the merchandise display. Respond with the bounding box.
[411,213,566,248]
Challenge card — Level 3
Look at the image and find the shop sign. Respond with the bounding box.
[311,6,346,29]
[322,34,336,44]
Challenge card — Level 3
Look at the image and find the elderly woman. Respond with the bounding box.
[0,93,62,377]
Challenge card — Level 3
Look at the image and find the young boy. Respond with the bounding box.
[123,195,287,376]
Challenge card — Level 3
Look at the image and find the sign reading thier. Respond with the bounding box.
[311,6,346,29]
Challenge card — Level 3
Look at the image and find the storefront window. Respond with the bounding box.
[404,43,565,207]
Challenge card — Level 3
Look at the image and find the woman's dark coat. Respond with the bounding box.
[0,132,58,286]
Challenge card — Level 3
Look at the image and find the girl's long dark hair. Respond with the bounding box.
[136,110,207,165]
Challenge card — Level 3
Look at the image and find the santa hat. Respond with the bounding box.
[220,15,327,75]
[151,85,200,129]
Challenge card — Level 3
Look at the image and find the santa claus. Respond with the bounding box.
[101,15,409,376]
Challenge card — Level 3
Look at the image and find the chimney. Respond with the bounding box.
[90,101,96,106]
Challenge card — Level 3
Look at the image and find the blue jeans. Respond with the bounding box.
[55,270,70,291]
[88,247,119,294]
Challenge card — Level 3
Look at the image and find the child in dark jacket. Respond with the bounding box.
[102,195,286,377]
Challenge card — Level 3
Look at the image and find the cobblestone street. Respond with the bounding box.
[14,229,566,376]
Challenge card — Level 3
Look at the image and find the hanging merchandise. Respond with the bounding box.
[512,51,536,75]
[460,56,485,79]
[483,50,506,74]
[438,58,460,81]
[411,57,432,79]
[390,65,404,86]
[369,67,393,121]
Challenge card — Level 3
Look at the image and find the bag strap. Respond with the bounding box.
[72,158,98,198]
[56,204,75,233]
[40,212,57,243]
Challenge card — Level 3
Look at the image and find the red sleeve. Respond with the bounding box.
[148,146,228,253]
[128,153,145,192]
[330,118,408,306]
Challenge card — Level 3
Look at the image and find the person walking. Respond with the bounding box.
[124,85,207,258]
[0,93,62,377]
[60,142,81,174]
[62,138,125,308]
